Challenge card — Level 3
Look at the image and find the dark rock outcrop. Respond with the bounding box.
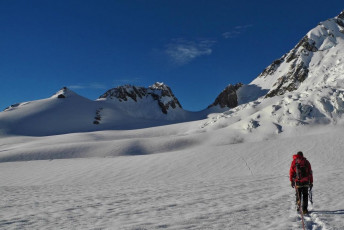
[4,103,21,112]
[285,36,318,63]
[208,83,243,109]
[337,18,344,27]
[263,12,344,98]
[101,85,146,102]
[337,10,344,28]
[264,36,319,98]
[149,82,182,114]
[338,10,344,20]
[266,61,309,98]
[54,87,69,98]
[258,57,285,78]
[99,82,182,114]
[93,108,103,125]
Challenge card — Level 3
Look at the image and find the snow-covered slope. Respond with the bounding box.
[0,84,204,135]
[0,87,102,136]
[203,10,344,134]
[1,124,344,229]
[0,82,237,136]
[251,10,344,96]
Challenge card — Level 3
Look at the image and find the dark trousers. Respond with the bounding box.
[295,186,308,210]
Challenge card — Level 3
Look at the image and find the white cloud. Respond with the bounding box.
[68,83,107,90]
[223,24,253,39]
[113,78,141,86]
[165,39,215,65]
[234,24,253,30]
[222,31,241,39]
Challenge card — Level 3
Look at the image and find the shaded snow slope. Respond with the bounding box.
[0,88,100,136]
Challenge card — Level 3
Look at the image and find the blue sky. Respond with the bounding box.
[1,0,343,111]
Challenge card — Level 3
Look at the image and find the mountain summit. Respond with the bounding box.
[203,10,344,133]
[251,10,344,97]
[99,82,182,114]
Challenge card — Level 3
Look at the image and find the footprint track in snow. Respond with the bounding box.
[290,202,327,230]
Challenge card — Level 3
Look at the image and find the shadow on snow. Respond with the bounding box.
[311,210,344,215]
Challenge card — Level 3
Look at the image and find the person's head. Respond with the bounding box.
[297,151,303,157]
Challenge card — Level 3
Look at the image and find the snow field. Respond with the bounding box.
[1,125,344,229]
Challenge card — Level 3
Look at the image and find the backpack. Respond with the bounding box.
[295,158,310,181]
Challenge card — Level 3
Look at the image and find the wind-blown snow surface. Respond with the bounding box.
[1,124,344,230]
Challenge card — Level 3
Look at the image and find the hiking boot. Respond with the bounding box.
[303,209,309,215]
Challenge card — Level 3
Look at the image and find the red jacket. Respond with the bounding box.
[289,154,313,184]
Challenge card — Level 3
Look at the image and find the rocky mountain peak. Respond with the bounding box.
[149,82,167,90]
[99,83,182,114]
[208,83,243,109]
[336,10,344,29]
[99,85,146,102]
[251,11,344,99]
[51,87,77,98]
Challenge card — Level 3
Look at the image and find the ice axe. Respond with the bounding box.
[309,187,313,205]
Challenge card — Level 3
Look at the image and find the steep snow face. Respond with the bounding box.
[251,11,344,97]
[203,11,344,134]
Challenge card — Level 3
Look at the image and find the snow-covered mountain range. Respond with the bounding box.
[0,82,236,136]
[1,11,344,137]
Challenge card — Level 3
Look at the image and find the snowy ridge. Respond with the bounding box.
[203,11,344,134]
[0,84,225,136]
[251,10,344,97]
[98,82,182,115]
[203,86,344,134]
[50,86,82,99]
[97,83,185,122]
